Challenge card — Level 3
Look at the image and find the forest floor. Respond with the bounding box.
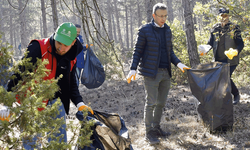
[68,79,250,150]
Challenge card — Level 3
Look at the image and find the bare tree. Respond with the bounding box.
[107,0,113,41]
[113,0,124,51]
[112,14,118,43]
[130,0,134,48]
[166,0,174,23]
[51,0,58,31]
[145,0,154,23]
[71,0,77,23]
[18,0,28,50]
[9,6,13,46]
[137,0,142,27]
[182,0,199,67]
[125,0,129,49]
[41,0,47,38]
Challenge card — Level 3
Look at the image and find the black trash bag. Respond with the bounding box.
[187,62,233,132]
[76,110,133,150]
[81,47,105,89]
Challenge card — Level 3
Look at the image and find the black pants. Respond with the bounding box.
[230,65,239,96]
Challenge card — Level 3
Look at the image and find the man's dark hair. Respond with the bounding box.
[74,24,81,28]
[152,3,167,14]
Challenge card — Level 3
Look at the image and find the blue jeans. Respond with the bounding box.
[143,68,171,133]
[23,99,67,149]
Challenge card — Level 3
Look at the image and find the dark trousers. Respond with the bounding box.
[230,65,239,96]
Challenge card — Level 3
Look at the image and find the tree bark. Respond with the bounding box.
[125,0,129,50]
[107,0,113,41]
[112,14,118,43]
[145,0,153,23]
[41,0,47,38]
[182,0,200,67]
[137,1,142,27]
[94,5,101,45]
[10,14,13,46]
[113,0,124,50]
[18,0,28,50]
[166,0,174,23]
[130,0,133,48]
[72,0,77,23]
[51,0,58,31]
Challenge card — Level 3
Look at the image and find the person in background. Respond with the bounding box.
[127,3,190,145]
[0,22,93,149]
[74,24,87,86]
[199,8,244,105]
[18,43,22,54]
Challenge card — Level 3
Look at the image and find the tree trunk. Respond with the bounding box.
[166,0,174,23]
[125,0,129,50]
[113,0,124,50]
[10,14,13,46]
[51,0,58,31]
[112,14,117,43]
[41,0,48,38]
[72,0,77,23]
[107,0,113,41]
[145,0,153,23]
[137,1,142,27]
[94,6,101,45]
[18,0,28,50]
[182,0,200,67]
[130,1,133,49]
[0,2,6,42]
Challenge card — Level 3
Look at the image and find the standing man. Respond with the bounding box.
[1,22,93,149]
[74,24,87,86]
[199,8,244,105]
[127,3,190,144]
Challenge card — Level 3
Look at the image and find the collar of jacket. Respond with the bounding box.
[151,19,170,30]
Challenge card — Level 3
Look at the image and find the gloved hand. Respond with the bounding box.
[177,63,190,73]
[0,106,10,122]
[86,44,93,49]
[224,48,238,60]
[127,70,136,84]
[198,45,211,56]
[77,102,94,115]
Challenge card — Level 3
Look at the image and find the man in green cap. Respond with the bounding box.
[3,22,93,149]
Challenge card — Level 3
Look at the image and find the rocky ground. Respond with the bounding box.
[67,79,250,150]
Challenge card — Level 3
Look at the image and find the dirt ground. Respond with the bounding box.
[68,79,250,150]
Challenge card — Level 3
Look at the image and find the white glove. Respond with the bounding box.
[177,63,190,73]
[77,102,94,115]
[198,45,211,56]
[126,70,136,84]
[0,106,10,122]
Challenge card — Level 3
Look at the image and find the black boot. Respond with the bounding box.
[145,130,160,145]
[154,125,171,137]
[233,94,240,105]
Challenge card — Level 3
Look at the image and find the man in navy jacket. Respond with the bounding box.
[127,3,190,145]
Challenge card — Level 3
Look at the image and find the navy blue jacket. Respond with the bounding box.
[130,20,181,78]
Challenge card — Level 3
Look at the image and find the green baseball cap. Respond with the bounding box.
[53,22,77,46]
